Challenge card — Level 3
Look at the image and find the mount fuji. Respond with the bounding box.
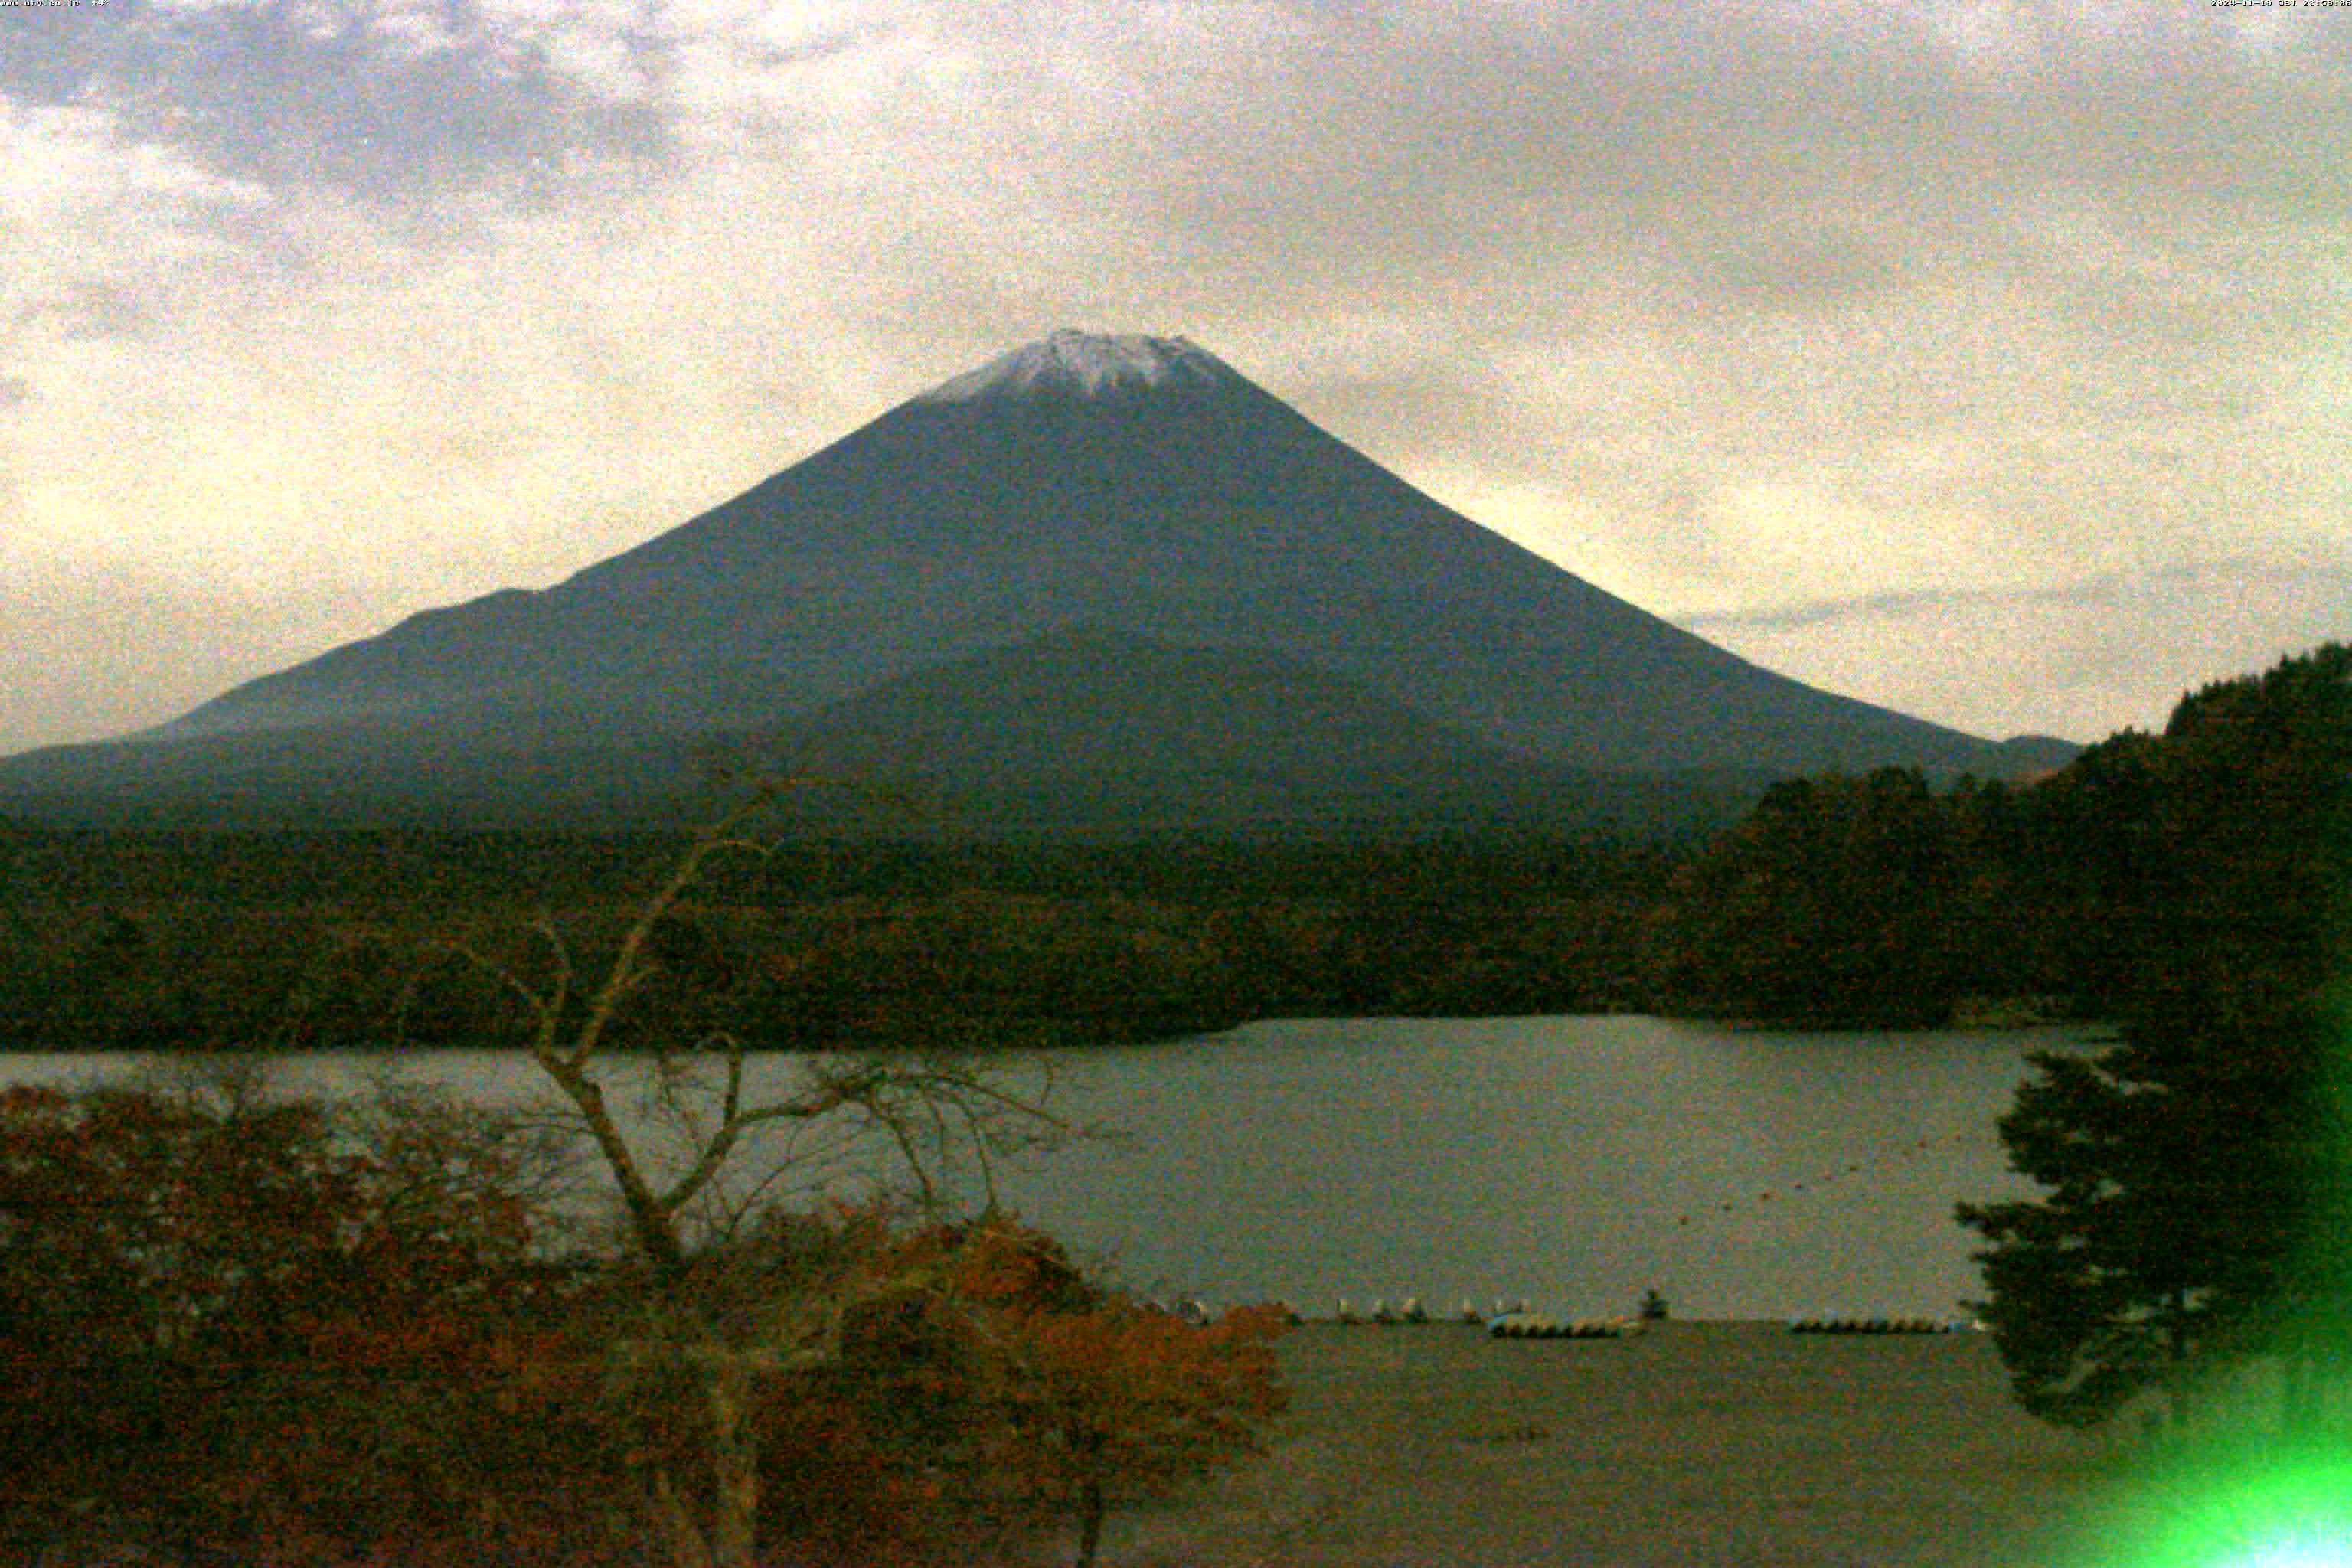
[0,330,2073,832]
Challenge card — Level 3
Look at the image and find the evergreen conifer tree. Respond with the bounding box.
[1958,644,2352,1433]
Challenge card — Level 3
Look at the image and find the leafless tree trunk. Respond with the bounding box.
[443,785,1067,1568]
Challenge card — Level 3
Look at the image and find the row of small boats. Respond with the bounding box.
[1148,1297,1976,1335]
[1788,1317,1968,1334]
[1488,1313,1645,1341]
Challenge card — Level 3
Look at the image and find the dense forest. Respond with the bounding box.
[0,828,1674,1051]
[2,642,2343,1049]
[1650,642,2350,1027]
[1949,642,2351,1436]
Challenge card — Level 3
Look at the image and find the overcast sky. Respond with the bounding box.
[2,0,2346,757]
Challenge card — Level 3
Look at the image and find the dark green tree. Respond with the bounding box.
[1956,988,2334,1429]
[1645,766,1965,1026]
[1959,643,2352,1433]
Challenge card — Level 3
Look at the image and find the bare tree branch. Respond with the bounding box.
[408,773,1085,1568]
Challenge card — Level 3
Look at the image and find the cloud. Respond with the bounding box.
[4,0,669,206]
[0,98,272,276]
[1681,559,2352,742]
[1682,583,2095,637]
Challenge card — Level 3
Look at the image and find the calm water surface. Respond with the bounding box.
[5,1014,2096,1321]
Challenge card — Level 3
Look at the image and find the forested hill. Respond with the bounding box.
[4,642,2342,1048]
[1648,642,2351,1027]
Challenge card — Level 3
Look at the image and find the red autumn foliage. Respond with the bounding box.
[2,1089,1288,1568]
[0,1081,636,1566]
[814,1215,1291,1568]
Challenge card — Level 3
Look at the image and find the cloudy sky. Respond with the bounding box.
[2,0,2346,757]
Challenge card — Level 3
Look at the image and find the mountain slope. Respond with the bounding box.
[755,622,1770,835]
[2,330,2070,831]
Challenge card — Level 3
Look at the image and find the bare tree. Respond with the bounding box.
[439,784,1070,1568]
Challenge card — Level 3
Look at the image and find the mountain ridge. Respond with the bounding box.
[4,329,2074,833]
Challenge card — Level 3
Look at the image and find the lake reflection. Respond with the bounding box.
[2,1015,2096,1321]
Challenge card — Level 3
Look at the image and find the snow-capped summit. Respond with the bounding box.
[916,329,1233,403]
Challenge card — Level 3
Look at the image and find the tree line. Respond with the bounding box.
[0,828,1674,1053]
[0,1078,1288,1568]
[5,650,2347,1050]
[1645,651,2345,1030]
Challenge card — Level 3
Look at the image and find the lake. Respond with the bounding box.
[1,1014,2096,1321]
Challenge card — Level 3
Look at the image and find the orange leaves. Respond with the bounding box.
[302,1312,488,1377]
[1020,1298,1281,1407]
[704,1213,1294,1564]
[922,1284,1291,1567]
[939,1214,1093,1312]
[0,1083,67,1117]
[913,1223,1290,1527]
[0,1082,619,1564]
[5,1086,1288,1567]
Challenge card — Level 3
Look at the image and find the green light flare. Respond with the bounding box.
[2099,1449,2352,1568]
[2236,1540,2352,1568]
